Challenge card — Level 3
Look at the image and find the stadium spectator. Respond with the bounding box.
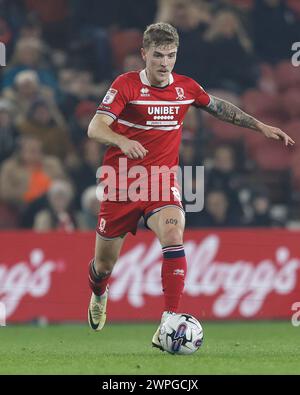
[16,98,71,160]
[70,70,102,101]
[2,37,57,90]
[205,144,244,216]
[203,10,257,91]
[68,139,104,209]
[23,0,71,48]
[247,188,283,227]
[17,15,43,41]
[182,106,200,139]
[197,189,243,227]
[122,52,145,73]
[0,98,19,164]
[156,0,211,32]
[56,68,80,119]
[57,69,103,121]
[33,179,78,231]
[69,100,97,149]
[71,0,156,31]
[3,70,57,119]
[252,0,299,63]
[179,108,202,167]
[0,135,65,207]
[68,23,113,81]
[180,135,198,167]
[157,0,212,84]
[78,185,101,230]
[0,16,13,58]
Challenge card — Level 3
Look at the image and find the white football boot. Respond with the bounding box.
[152,311,176,350]
[88,286,109,331]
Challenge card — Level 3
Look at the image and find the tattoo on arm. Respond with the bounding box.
[165,218,178,225]
[203,95,260,131]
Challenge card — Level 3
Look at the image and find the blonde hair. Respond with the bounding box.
[143,22,179,49]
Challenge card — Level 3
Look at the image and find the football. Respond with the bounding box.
[159,313,204,355]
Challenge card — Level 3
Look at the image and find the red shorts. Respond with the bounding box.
[96,183,184,239]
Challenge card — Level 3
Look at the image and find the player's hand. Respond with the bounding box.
[259,123,295,146]
[118,136,149,159]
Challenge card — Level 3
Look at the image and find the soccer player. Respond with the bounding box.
[87,23,295,349]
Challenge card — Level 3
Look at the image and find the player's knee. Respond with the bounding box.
[94,256,116,273]
[160,226,183,246]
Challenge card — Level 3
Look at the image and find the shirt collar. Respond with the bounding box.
[139,69,174,87]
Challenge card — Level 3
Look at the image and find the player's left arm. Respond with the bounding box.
[202,95,295,146]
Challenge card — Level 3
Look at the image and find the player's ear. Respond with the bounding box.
[141,47,146,62]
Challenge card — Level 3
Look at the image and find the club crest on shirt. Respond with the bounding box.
[103,88,118,104]
[175,87,185,100]
[98,217,106,233]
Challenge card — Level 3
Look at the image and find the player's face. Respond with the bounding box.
[141,44,177,87]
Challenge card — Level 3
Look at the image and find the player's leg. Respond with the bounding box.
[88,233,125,331]
[147,206,186,313]
[146,206,186,348]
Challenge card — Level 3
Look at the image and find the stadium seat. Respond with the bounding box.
[284,119,300,142]
[243,112,286,155]
[243,131,263,156]
[242,89,281,117]
[207,89,241,106]
[207,117,245,141]
[286,0,300,14]
[258,63,277,94]
[110,29,143,70]
[291,148,300,191]
[281,88,300,119]
[251,140,292,171]
[229,0,254,9]
[275,60,300,91]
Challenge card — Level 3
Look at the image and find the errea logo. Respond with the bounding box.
[173,269,185,276]
[140,87,150,97]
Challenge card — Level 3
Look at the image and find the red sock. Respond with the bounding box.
[88,259,111,296]
[161,245,187,313]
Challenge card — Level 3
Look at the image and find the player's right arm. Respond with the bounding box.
[87,113,148,159]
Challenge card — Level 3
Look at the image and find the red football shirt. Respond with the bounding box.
[97,69,210,192]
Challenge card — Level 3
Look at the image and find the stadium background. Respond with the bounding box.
[0,0,300,374]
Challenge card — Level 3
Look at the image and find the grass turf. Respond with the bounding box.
[0,321,299,375]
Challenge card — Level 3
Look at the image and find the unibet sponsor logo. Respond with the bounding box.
[148,106,180,115]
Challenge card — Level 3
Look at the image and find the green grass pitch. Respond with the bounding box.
[0,321,299,375]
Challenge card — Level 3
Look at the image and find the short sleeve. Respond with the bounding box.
[191,80,210,108]
[96,75,130,120]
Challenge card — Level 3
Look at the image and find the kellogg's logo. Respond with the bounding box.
[109,235,300,318]
[0,249,63,318]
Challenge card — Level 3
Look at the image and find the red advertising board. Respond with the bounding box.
[0,229,299,323]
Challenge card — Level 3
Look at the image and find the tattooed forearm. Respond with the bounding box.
[203,95,261,131]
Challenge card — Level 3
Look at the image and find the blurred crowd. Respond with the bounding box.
[0,0,299,231]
